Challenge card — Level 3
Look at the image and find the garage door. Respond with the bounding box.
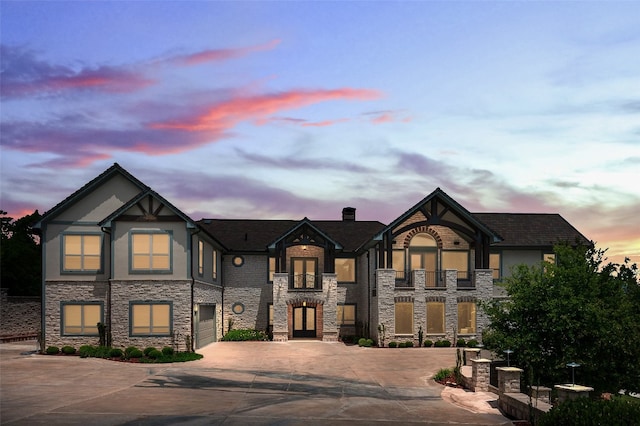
[196,304,216,348]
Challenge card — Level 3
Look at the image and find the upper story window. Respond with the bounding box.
[268,256,276,282]
[490,253,501,279]
[543,253,556,264]
[335,258,356,282]
[442,250,469,279]
[130,231,171,273]
[198,240,204,276]
[212,249,218,280]
[62,234,102,272]
[291,258,317,289]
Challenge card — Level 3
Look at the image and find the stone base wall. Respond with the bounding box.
[498,392,551,423]
[0,288,41,339]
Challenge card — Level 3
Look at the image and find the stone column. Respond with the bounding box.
[322,273,338,342]
[473,269,493,338]
[530,386,552,404]
[444,269,458,342]
[554,384,594,403]
[471,358,492,392]
[272,273,289,342]
[497,367,523,394]
[412,269,426,345]
[464,348,481,365]
[375,269,396,347]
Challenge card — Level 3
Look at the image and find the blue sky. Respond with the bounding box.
[1,1,638,265]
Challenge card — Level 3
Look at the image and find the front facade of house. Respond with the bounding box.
[36,164,590,350]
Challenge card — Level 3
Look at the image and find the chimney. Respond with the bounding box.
[342,207,356,221]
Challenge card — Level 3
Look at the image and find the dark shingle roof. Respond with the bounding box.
[197,219,385,253]
[471,213,590,247]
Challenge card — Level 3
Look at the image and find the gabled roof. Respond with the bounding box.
[267,218,343,250]
[373,188,502,243]
[197,218,385,253]
[471,213,591,247]
[98,188,197,229]
[34,163,148,228]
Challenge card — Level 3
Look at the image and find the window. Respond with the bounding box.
[198,241,204,276]
[268,256,276,282]
[335,258,356,282]
[426,302,445,334]
[337,304,356,326]
[292,258,317,289]
[457,302,476,334]
[442,250,469,279]
[131,232,171,272]
[395,301,413,334]
[130,302,172,336]
[490,253,501,279]
[232,256,244,267]
[543,253,556,264]
[268,303,273,326]
[391,249,406,280]
[62,234,101,272]
[212,250,218,280]
[62,303,102,335]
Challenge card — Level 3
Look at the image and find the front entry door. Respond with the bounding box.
[292,306,316,338]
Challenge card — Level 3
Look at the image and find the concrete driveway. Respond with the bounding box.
[0,340,511,425]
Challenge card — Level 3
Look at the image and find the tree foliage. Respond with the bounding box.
[0,210,42,296]
[482,244,640,393]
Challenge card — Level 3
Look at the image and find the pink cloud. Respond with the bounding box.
[366,110,413,124]
[302,118,350,127]
[171,39,281,66]
[150,88,381,133]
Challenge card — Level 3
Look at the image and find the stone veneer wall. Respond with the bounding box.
[374,269,494,345]
[272,273,338,342]
[43,281,109,348]
[110,280,191,349]
[0,288,41,339]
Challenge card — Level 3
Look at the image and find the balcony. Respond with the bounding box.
[290,273,321,290]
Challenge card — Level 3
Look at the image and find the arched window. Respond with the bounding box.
[409,233,437,247]
[409,233,439,286]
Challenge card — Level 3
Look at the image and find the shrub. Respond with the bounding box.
[46,346,60,355]
[147,349,162,359]
[467,339,478,348]
[124,346,138,357]
[539,396,640,426]
[222,328,268,341]
[61,346,76,355]
[358,338,373,347]
[128,348,143,358]
[434,368,453,382]
[162,346,174,356]
[108,348,123,358]
[79,345,97,358]
[424,339,433,347]
[365,339,374,347]
[94,346,111,358]
[143,347,157,356]
[434,340,452,347]
[388,341,398,348]
[405,341,414,347]
[456,338,466,347]
[358,338,367,347]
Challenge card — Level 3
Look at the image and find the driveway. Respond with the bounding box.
[0,340,511,425]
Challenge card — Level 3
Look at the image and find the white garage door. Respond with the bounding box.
[196,304,216,348]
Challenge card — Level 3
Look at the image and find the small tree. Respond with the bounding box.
[482,244,640,394]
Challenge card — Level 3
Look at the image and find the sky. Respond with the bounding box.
[1,1,639,266]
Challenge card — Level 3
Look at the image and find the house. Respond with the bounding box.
[35,164,590,349]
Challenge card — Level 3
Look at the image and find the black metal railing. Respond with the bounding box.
[425,271,446,288]
[291,273,320,290]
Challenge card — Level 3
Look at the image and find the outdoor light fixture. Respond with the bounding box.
[476,343,484,359]
[566,362,580,386]
[504,349,514,366]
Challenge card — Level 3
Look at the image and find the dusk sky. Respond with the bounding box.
[1,1,638,266]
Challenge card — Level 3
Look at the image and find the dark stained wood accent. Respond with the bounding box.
[116,215,184,222]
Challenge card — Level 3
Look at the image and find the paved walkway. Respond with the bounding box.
[0,340,511,425]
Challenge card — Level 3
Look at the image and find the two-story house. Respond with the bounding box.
[36,164,589,350]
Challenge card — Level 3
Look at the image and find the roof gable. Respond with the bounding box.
[268,218,343,250]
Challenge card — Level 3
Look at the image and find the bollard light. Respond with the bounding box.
[566,362,580,387]
[503,349,514,367]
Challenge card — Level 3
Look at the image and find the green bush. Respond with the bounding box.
[539,396,640,426]
[79,345,97,358]
[128,348,143,358]
[138,352,203,363]
[144,347,157,356]
[434,340,452,347]
[162,346,174,356]
[467,339,478,348]
[433,368,453,382]
[124,346,138,357]
[45,346,60,355]
[358,338,373,347]
[424,339,433,347]
[358,337,367,346]
[405,341,414,347]
[108,348,123,358]
[61,346,76,355]
[388,341,398,348]
[147,349,162,359]
[222,328,267,341]
[456,338,466,347]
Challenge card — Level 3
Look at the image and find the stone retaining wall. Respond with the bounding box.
[0,289,41,340]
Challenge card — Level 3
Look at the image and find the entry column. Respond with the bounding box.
[272,273,289,342]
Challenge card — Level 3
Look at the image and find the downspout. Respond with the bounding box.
[189,227,201,351]
[101,226,112,346]
[366,250,371,339]
[40,226,46,352]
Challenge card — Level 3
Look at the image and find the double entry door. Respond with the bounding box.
[292,305,316,338]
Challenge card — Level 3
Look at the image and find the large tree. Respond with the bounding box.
[482,244,640,394]
[0,210,42,297]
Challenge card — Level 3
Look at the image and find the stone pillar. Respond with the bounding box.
[375,269,396,347]
[497,367,523,394]
[473,269,493,337]
[554,384,594,403]
[322,273,338,342]
[412,269,426,345]
[444,270,458,342]
[464,348,481,365]
[272,273,289,342]
[530,386,552,404]
[471,358,491,392]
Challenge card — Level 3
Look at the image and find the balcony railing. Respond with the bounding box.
[457,271,474,289]
[291,273,320,290]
